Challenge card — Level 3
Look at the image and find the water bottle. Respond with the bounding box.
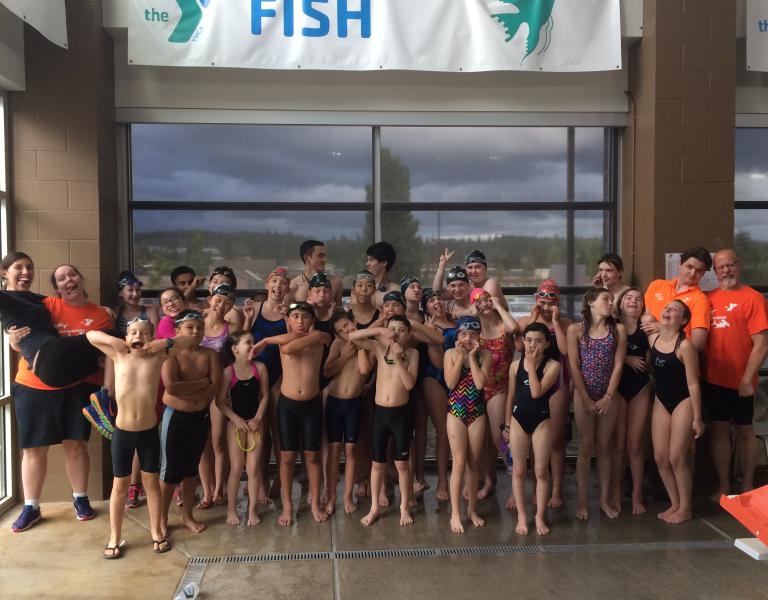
[500,437,513,473]
[174,582,199,600]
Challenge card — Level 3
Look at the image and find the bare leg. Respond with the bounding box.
[666,400,694,524]
[182,477,206,532]
[278,450,297,526]
[361,462,385,526]
[627,385,651,514]
[596,401,619,519]
[108,477,130,547]
[573,389,596,520]
[735,424,759,493]
[447,414,468,534]
[355,391,374,498]
[509,418,530,535]
[652,399,679,522]
[478,393,505,500]
[141,472,165,543]
[159,481,174,539]
[246,434,263,526]
[531,421,552,535]
[267,380,282,498]
[609,396,627,513]
[548,386,569,508]
[210,401,229,503]
[343,443,358,513]
[226,423,245,525]
[394,459,413,526]
[709,421,732,501]
[466,417,486,528]
[325,443,342,516]
[412,388,428,496]
[304,450,328,523]
[197,436,215,507]
[422,378,450,501]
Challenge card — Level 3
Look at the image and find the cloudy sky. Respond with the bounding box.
[131,124,608,240]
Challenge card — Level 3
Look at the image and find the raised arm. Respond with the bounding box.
[491,295,519,335]
[443,347,463,390]
[432,248,453,293]
[86,330,128,359]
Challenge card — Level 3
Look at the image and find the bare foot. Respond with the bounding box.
[710,490,727,503]
[400,509,414,527]
[360,508,379,527]
[516,518,529,535]
[413,479,429,497]
[159,524,168,540]
[258,495,270,505]
[535,516,550,536]
[600,502,619,520]
[226,511,240,526]
[665,508,692,524]
[344,497,358,514]
[195,499,213,510]
[277,509,293,527]
[408,495,418,509]
[469,512,485,528]
[324,498,336,516]
[505,494,517,512]
[477,480,495,501]
[657,505,678,522]
[631,498,647,515]
[378,488,390,508]
[213,493,227,506]
[435,486,449,502]
[450,514,465,533]
[355,480,369,498]
[247,511,261,526]
[547,495,564,509]
[312,504,329,523]
[575,502,589,521]
[183,516,207,533]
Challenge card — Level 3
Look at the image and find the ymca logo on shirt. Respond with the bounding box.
[83,318,94,327]
[712,316,730,329]
[726,303,738,312]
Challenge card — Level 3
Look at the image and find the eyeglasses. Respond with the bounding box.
[160,295,182,305]
[535,291,559,299]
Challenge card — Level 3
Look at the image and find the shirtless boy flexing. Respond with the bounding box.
[348,315,419,527]
[253,301,332,525]
[86,319,198,559]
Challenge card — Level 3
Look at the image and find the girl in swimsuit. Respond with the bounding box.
[514,279,572,509]
[649,300,704,525]
[567,288,626,521]
[431,251,473,319]
[217,331,270,527]
[613,288,652,515]
[474,288,519,501]
[503,322,560,536]
[198,283,237,507]
[443,316,492,534]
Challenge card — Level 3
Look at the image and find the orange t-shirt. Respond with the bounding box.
[644,278,711,339]
[705,286,768,390]
[14,297,113,391]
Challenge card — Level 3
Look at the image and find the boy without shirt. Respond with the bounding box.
[323,312,373,515]
[253,302,332,525]
[289,240,343,305]
[158,310,221,536]
[348,315,419,527]
[86,320,199,559]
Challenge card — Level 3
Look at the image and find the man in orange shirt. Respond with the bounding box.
[643,247,712,351]
[705,249,768,500]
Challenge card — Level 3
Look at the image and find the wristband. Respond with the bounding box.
[165,338,174,354]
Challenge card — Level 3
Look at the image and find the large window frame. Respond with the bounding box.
[126,123,620,304]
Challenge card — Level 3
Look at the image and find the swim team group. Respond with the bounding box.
[0,241,766,560]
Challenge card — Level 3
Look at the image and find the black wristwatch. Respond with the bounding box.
[165,338,174,354]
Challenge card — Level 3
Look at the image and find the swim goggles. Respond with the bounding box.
[211,266,236,281]
[126,315,149,325]
[309,272,332,289]
[456,316,481,332]
[174,310,204,326]
[235,429,260,452]
[446,267,469,283]
[354,270,375,283]
[382,291,406,308]
[287,301,315,315]
[211,283,236,298]
[465,250,487,266]
[535,291,559,299]
[118,271,143,289]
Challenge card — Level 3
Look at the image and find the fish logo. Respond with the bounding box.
[169,0,211,44]
[491,0,556,63]
[726,303,738,312]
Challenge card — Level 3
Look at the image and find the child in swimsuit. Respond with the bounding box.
[217,331,270,527]
[567,288,626,521]
[503,322,560,536]
[649,300,704,525]
[443,316,492,534]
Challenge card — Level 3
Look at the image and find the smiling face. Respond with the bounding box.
[465,262,487,285]
[2,257,34,291]
[287,308,315,334]
[678,257,707,288]
[447,280,470,301]
[660,300,689,330]
[119,283,142,307]
[126,320,153,350]
[54,265,85,303]
[160,289,185,318]
[598,261,622,288]
[208,293,234,317]
[619,289,644,318]
[267,274,290,301]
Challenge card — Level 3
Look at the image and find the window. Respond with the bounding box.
[735,128,768,288]
[0,93,12,511]
[129,125,618,300]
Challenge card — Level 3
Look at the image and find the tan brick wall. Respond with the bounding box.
[624,0,737,288]
[8,0,115,501]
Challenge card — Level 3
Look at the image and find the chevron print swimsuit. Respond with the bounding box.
[448,361,486,426]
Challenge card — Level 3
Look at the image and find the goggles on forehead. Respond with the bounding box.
[354,270,375,283]
[211,283,236,298]
[174,310,203,326]
[126,316,149,326]
[288,302,314,315]
[447,268,469,282]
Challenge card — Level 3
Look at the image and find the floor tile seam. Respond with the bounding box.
[695,515,736,542]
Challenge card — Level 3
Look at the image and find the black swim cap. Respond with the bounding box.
[465,250,487,266]
[399,275,422,296]
[382,291,406,308]
[309,272,332,289]
[446,266,469,283]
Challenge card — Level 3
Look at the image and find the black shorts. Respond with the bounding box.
[112,426,160,478]
[13,382,98,448]
[325,395,362,444]
[277,394,322,452]
[372,404,412,463]
[160,407,210,484]
[705,382,754,426]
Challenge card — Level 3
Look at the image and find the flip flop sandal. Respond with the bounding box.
[103,540,127,560]
[153,538,172,554]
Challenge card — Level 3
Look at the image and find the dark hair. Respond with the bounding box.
[50,264,87,297]
[581,287,616,340]
[222,329,252,367]
[366,241,396,272]
[670,299,691,328]
[160,286,184,299]
[524,321,551,338]
[300,240,324,263]
[598,252,624,272]
[170,265,195,285]
[330,310,355,330]
[210,266,237,289]
[388,314,411,330]
[0,252,33,287]
[615,286,643,319]
[679,247,712,271]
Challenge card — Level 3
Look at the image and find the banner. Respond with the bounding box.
[748,0,768,71]
[0,0,67,48]
[128,0,622,72]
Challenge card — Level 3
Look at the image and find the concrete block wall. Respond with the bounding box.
[8,0,116,501]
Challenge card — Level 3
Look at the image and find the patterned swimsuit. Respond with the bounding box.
[480,334,512,401]
[448,362,486,426]
[577,327,616,401]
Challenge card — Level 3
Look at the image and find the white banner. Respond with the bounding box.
[128,0,622,72]
[0,0,67,48]
[748,0,768,71]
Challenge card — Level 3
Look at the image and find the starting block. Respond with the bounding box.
[720,486,768,560]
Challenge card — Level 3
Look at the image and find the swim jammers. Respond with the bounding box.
[160,407,210,485]
[371,403,412,463]
[277,393,323,452]
[325,394,362,444]
[112,425,160,478]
